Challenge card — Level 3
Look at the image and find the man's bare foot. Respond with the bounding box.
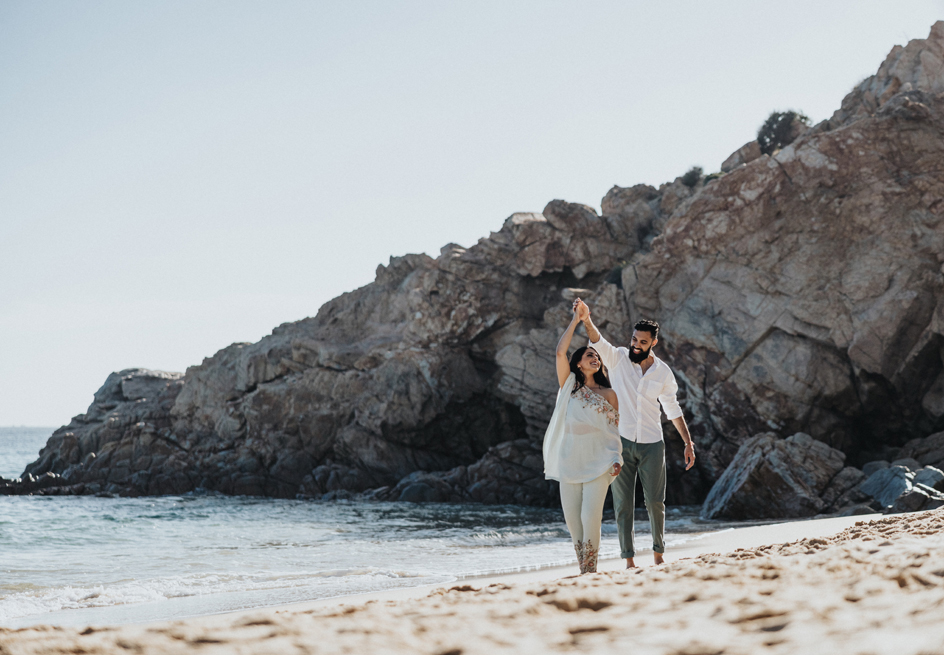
[625,558,636,569]
[653,552,665,565]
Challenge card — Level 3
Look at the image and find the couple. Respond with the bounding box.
[543,298,695,573]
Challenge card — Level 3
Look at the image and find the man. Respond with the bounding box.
[573,298,695,568]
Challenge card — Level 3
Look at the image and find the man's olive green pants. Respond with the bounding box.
[611,438,666,558]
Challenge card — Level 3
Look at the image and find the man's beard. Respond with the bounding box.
[628,345,651,363]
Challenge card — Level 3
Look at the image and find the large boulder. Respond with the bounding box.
[11,369,187,496]
[371,439,555,506]
[889,485,944,513]
[701,432,847,519]
[858,463,944,512]
[828,21,944,126]
[914,465,944,491]
[891,457,922,471]
[10,23,944,508]
[7,200,639,503]
[628,34,944,476]
[859,466,914,507]
[720,140,762,172]
[899,431,944,469]
[819,466,869,510]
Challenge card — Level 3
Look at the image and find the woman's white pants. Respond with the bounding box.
[559,472,611,573]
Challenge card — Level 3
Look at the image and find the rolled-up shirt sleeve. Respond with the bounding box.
[658,369,684,421]
[588,333,621,371]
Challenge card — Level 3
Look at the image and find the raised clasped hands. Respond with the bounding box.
[572,298,590,322]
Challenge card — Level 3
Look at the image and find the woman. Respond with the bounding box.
[543,307,622,574]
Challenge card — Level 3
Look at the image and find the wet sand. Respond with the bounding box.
[2,509,943,654]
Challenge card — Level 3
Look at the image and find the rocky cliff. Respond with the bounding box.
[6,24,944,515]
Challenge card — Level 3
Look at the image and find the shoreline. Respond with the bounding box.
[6,509,942,654]
[192,512,876,626]
[2,513,879,634]
[3,498,744,631]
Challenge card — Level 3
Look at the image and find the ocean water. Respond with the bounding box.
[0,426,54,479]
[0,427,720,629]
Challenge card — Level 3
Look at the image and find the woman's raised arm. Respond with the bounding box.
[555,313,580,388]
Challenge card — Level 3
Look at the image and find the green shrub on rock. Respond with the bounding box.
[680,166,703,188]
[757,110,810,155]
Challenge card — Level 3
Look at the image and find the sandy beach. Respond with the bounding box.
[3,509,943,654]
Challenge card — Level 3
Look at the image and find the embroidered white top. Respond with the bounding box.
[543,373,623,484]
[589,334,684,444]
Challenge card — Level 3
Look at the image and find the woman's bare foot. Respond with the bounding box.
[625,558,636,569]
[654,552,665,565]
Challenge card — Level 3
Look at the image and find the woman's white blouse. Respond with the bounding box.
[543,373,623,484]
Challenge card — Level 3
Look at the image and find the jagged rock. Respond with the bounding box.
[11,369,186,497]
[860,466,914,508]
[891,457,923,472]
[829,21,944,126]
[627,24,944,479]
[378,467,469,504]
[890,484,944,513]
[600,184,661,250]
[395,479,448,503]
[297,463,376,499]
[463,439,553,505]
[721,140,762,172]
[700,432,846,520]
[10,24,944,507]
[889,488,930,513]
[6,197,638,502]
[899,431,944,469]
[379,439,555,507]
[820,466,869,511]
[914,466,944,491]
[1,471,63,495]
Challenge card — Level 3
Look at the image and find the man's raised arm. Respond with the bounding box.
[573,298,619,370]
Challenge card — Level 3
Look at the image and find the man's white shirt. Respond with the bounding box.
[589,334,683,444]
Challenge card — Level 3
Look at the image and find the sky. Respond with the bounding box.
[2,1,942,426]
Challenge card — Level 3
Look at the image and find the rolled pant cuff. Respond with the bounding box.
[621,551,635,558]
[653,546,665,554]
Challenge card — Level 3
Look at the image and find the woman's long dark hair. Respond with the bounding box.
[569,347,611,394]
